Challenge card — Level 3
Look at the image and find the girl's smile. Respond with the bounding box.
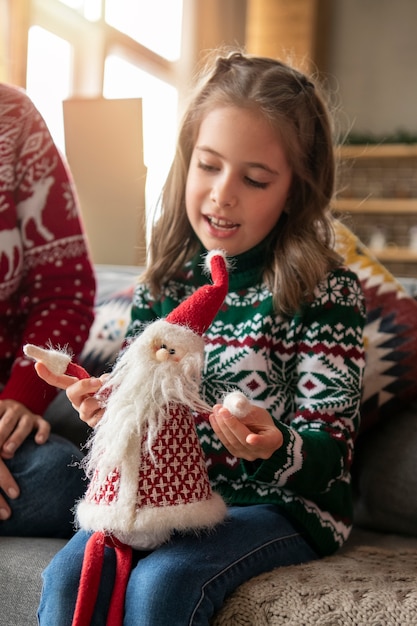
[205,215,240,236]
[185,106,293,256]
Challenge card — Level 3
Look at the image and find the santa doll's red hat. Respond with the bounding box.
[165,249,228,334]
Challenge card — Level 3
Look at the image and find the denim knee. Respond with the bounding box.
[1,435,86,537]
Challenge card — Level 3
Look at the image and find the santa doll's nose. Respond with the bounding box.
[155,348,170,362]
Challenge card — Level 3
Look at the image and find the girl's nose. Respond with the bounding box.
[210,178,237,209]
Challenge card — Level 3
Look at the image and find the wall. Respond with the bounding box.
[327,0,417,138]
[245,0,329,73]
[63,98,147,267]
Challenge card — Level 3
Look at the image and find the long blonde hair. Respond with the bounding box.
[142,50,341,315]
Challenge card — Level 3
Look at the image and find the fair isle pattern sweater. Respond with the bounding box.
[128,245,366,556]
[0,83,96,414]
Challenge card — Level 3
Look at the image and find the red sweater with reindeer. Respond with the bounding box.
[0,83,96,414]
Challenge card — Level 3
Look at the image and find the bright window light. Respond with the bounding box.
[26,26,72,152]
[104,54,178,211]
[105,0,183,61]
[57,0,101,21]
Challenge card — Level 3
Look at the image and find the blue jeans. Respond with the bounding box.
[0,434,85,538]
[38,504,318,625]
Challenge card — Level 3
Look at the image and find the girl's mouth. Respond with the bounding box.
[206,215,240,231]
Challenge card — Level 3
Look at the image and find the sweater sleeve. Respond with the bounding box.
[244,268,366,496]
[0,85,96,415]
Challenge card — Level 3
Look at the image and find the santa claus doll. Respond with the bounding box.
[24,249,246,626]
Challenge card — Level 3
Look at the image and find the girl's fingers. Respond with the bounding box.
[34,362,79,390]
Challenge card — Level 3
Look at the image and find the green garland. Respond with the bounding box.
[342,130,417,145]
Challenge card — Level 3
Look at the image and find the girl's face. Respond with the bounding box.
[185,106,293,257]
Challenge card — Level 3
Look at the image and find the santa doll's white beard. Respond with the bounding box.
[81,324,211,480]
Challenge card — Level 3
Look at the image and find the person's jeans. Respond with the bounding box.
[0,434,85,537]
[38,503,318,625]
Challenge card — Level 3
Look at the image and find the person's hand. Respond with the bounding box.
[0,399,51,521]
[0,399,50,460]
[209,403,283,461]
[35,362,105,428]
[34,361,80,391]
[66,377,106,428]
[0,456,19,520]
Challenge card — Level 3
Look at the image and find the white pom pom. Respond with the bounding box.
[204,249,229,275]
[205,249,226,266]
[223,390,251,419]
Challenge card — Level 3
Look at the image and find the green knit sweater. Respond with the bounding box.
[127,244,366,556]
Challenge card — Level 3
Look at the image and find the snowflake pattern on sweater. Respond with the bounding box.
[0,83,95,414]
[128,244,366,555]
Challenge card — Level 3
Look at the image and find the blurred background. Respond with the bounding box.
[1,0,416,273]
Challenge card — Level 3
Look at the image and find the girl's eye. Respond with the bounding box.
[245,177,269,189]
[198,161,218,173]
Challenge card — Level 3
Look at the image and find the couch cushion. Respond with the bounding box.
[334,221,417,433]
[0,537,66,626]
[353,399,417,536]
[213,534,417,625]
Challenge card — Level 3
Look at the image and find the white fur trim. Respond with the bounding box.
[203,249,229,274]
[77,493,227,550]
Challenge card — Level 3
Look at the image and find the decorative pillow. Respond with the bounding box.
[334,220,417,433]
[80,285,134,377]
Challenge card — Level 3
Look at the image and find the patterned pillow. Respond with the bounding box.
[80,285,134,377]
[334,220,417,432]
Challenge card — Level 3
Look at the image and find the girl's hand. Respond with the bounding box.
[209,403,283,461]
[34,361,80,391]
[35,362,106,428]
[66,377,105,428]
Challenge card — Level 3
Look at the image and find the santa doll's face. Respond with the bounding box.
[97,320,207,438]
[137,320,205,381]
[153,339,185,363]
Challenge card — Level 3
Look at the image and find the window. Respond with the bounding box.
[26,0,183,212]
[105,0,183,61]
[26,26,72,151]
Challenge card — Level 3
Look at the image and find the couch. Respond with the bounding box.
[1,264,417,626]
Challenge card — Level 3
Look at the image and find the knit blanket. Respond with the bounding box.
[213,546,417,625]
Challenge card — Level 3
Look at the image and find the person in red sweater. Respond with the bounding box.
[0,83,96,536]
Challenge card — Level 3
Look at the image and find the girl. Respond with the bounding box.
[37,50,366,625]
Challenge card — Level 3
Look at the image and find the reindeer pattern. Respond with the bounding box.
[16,159,56,248]
[0,92,80,289]
[0,227,22,281]
[1,156,57,283]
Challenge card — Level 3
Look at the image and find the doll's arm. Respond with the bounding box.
[23,344,90,386]
[24,345,105,427]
